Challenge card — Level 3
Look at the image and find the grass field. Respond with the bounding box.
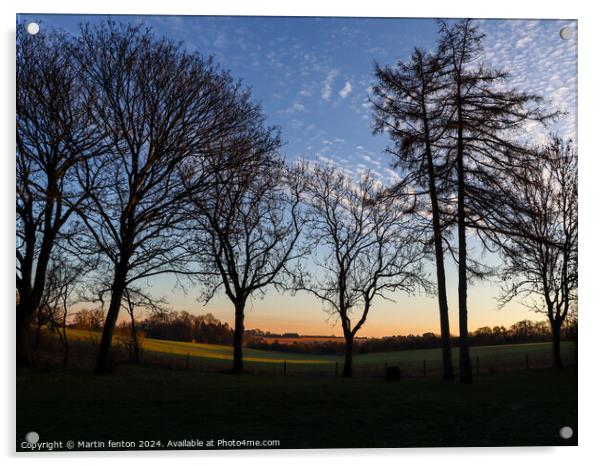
[16,365,578,450]
[19,332,578,450]
[63,328,576,377]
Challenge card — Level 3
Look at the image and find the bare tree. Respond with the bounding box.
[185,139,305,374]
[298,165,429,377]
[475,138,577,367]
[69,22,262,373]
[119,287,164,364]
[16,26,105,367]
[372,48,456,381]
[73,309,106,331]
[36,255,85,368]
[436,19,557,382]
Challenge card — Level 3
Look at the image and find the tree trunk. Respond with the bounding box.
[95,263,128,374]
[425,145,454,381]
[435,256,454,381]
[17,243,49,368]
[232,301,245,374]
[130,312,140,364]
[457,120,472,384]
[458,223,472,384]
[16,225,56,368]
[342,335,354,377]
[35,311,43,350]
[551,319,563,368]
[16,300,34,368]
[62,325,69,370]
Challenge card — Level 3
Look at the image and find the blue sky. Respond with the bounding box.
[17,14,577,337]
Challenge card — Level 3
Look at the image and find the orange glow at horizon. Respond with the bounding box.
[114,251,547,339]
[136,284,543,339]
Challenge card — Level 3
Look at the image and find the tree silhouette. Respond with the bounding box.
[436,19,557,382]
[16,26,106,367]
[36,254,85,368]
[16,18,573,383]
[474,138,577,367]
[69,22,263,373]
[185,136,305,374]
[298,165,428,377]
[372,48,456,381]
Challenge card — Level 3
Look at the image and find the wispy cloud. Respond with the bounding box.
[290,102,307,113]
[321,69,338,101]
[338,81,353,99]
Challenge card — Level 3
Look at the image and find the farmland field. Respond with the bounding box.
[62,329,575,377]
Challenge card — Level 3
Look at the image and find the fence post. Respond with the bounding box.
[186,353,190,370]
[283,360,287,376]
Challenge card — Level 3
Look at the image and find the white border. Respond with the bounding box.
[3,1,601,465]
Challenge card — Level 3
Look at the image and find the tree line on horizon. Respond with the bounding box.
[16,19,577,380]
[248,321,578,356]
[49,307,577,367]
[53,308,578,356]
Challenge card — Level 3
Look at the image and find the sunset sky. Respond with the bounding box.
[17,14,577,337]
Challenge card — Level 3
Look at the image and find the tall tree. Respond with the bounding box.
[298,165,428,377]
[437,19,556,382]
[372,48,456,380]
[185,136,305,374]
[16,26,104,367]
[474,138,577,367]
[70,22,259,372]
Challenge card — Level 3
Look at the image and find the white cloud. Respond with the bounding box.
[338,81,353,99]
[321,70,338,101]
[317,155,336,164]
[281,101,307,114]
[478,19,577,143]
[516,36,533,49]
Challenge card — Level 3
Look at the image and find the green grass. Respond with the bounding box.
[67,328,333,364]
[16,365,577,450]
[355,341,576,369]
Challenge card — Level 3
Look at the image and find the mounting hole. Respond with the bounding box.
[25,22,40,35]
[25,431,39,443]
[559,27,573,40]
[559,426,573,439]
